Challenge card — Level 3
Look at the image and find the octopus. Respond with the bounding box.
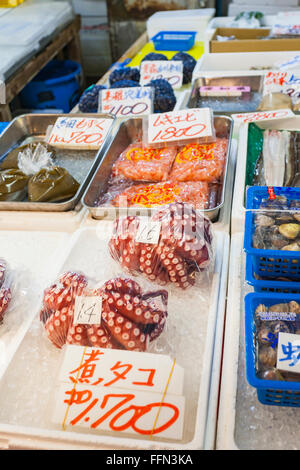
[109,202,213,289]
[112,180,210,209]
[169,138,228,183]
[112,144,177,182]
[0,259,12,322]
[40,272,168,352]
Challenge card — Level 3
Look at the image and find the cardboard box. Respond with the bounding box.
[210,27,300,53]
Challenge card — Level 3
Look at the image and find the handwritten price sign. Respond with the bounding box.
[100,87,153,117]
[232,108,295,123]
[140,61,183,89]
[147,108,214,147]
[47,117,113,150]
[53,346,185,440]
[263,71,292,95]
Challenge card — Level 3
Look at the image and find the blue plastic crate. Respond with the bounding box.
[151,31,197,51]
[245,292,300,407]
[0,122,9,135]
[245,254,300,294]
[244,186,300,280]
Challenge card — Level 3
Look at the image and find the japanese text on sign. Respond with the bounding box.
[140,61,183,89]
[100,87,152,117]
[53,346,185,440]
[232,109,295,123]
[277,332,300,373]
[147,108,214,146]
[47,117,112,150]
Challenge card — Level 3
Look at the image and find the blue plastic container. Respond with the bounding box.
[245,254,300,294]
[244,186,300,280]
[151,31,197,51]
[0,122,9,135]
[20,60,82,113]
[245,292,300,407]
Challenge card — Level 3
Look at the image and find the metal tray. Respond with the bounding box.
[82,116,233,221]
[187,75,263,115]
[0,113,115,212]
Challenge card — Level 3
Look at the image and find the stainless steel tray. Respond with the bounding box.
[187,75,263,114]
[0,113,115,212]
[82,116,233,221]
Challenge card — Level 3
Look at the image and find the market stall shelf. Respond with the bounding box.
[0,225,229,450]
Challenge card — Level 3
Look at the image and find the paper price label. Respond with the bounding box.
[232,108,295,123]
[74,295,102,326]
[263,71,292,95]
[47,117,112,149]
[200,85,250,97]
[277,332,300,374]
[135,218,161,244]
[140,61,183,89]
[100,87,152,117]
[147,108,214,146]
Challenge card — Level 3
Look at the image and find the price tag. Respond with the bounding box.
[232,108,295,123]
[277,332,300,374]
[199,85,250,97]
[147,108,214,147]
[100,87,152,117]
[53,346,185,440]
[140,61,183,89]
[73,295,102,326]
[47,117,112,150]
[135,218,161,244]
[262,71,292,95]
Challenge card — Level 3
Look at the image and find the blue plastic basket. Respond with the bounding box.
[245,292,300,407]
[244,186,300,280]
[151,31,197,51]
[245,254,300,293]
[0,122,9,135]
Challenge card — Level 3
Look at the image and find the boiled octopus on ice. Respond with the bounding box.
[0,259,12,322]
[109,203,213,289]
[40,272,168,352]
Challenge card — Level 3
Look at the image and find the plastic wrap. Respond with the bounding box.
[0,259,12,323]
[112,180,210,209]
[17,142,54,176]
[0,169,28,201]
[169,138,228,183]
[257,92,293,112]
[112,143,177,182]
[108,203,213,290]
[27,166,80,203]
[1,142,55,171]
[40,271,168,353]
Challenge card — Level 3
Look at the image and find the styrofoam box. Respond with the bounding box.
[217,232,300,450]
[231,115,300,234]
[147,8,215,42]
[228,4,300,16]
[193,51,300,81]
[72,0,107,17]
[0,225,229,450]
[206,14,277,31]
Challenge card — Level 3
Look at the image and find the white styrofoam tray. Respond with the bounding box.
[193,51,300,81]
[217,232,300,450]
[0,225,229,450]
[231,115,300,234]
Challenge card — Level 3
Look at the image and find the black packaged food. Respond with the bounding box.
[0,169,28,201]
[109,67,140,86]
[146,78,176,113]
[141,52,168,62]
[28,166,80,203]
[78,85,107,113]
[172,52,196,84]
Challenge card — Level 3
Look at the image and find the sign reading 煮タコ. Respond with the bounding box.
[232,108,295,123]
[47,117,113,150]
[277,332,300,374]
[146,108,214,147]
[140,61,183,89]
[52,345,185,440]
[99,86,153,117]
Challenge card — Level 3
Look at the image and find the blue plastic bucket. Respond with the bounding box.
[20,60,82,113]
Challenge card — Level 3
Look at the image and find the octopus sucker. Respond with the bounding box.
[41,273,167,351]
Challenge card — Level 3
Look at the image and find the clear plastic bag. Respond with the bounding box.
[40,271,168,353]
[108,202,213,289]
[0,259,13,323]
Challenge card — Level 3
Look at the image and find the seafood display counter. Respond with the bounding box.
[232,116,300,233]
[0,220,229,450]
[217,232,300,450]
